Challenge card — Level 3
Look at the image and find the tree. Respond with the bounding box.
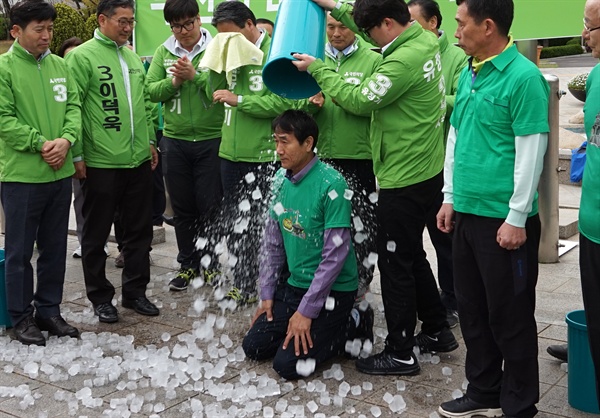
[50,3,85,53]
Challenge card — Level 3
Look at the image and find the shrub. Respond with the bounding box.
[568,73,589,91]
[566,37,582,46]
[0,16,8,41]
[83,13,98,41]
[50,3,86,54]
[540,44,584,59]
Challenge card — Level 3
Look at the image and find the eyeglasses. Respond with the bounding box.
[583,18,600,33]
[361,25,376,39]
[104,15,136,28]
[170,19,197,34]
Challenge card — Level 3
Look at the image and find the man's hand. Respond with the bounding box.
[291,53,317,72]
[310,0,336,11]
[250,299,273,328]
[150,145,158,171]
[309,92,325,107]
[213,90,238,106]
[437,203,455,233]
[282,311,313,356]
[172,56,196,81]
[497,222,526,251]
[73,161,86,179]
[41,138,71,170]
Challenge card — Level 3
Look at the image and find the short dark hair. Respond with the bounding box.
[456,0,513,37]
[352,0,411,33]
[163,0,198,23]
[256,18,274,27]
[272,110,319,151]
[211,1,256,28]
[57,36,83,57]
[10,0,56,28]
[407,0,442,29]
[97,0,135,18]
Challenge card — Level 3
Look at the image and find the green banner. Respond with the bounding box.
[134,0,587,57]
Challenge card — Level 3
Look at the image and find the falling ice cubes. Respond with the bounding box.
[367,252,378,266]
[252,188,262,200]
[238,199,251,212]
[295,358,316,377]
[368,192,379,203]
[328,190,339,200]
[200,254,211,269]
[195,237,208,250]
[273,202,285,216]
[452,389,464,399]
[386,240,397,252]
[353,216,364,232]
[244,172,256,184]
[343,189,354,200]
[332,234,344,247]
[325,297,335,311]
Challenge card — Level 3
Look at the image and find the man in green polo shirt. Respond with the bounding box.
[436,0,549,416]
[293,0,458,376]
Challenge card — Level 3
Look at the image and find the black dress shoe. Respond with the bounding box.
[93,302,119,323]
[122,297,159,316]
[12,315,45,346]
[547,344,568,362]
[35,315,80,338]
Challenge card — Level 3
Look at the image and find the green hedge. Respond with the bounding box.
[566,37,582,46]
[540,44,584,59]
[50,3,86,54]
[0,17,8,41]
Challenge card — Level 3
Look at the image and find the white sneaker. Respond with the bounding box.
[73,246,82,258]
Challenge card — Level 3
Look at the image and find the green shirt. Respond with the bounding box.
[65,29,154,169]
[146,30,224,141]
[270,160,358,292]
[450,45,549,218]
[579,62,600,243]
[316,39,382,160]
[309,3,445,189]
[0,41,80,183]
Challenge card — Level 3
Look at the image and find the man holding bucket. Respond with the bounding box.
[0,0,81,345]
[293,0,457,376]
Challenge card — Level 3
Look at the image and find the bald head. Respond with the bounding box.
[584,0,600,58]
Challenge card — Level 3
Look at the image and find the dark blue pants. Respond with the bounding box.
[242,283,356,379]
[579,234,600,409]
[1,178,71,325]
[81,162,153,305]
[162,137,222,270]
[376,172,448,356]
[454,213,540,418]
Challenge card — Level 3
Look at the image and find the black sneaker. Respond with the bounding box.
[225,287,258,305]
[439,395,503,417]
[169,268,197,291]
[356,350,420,376]
[356,305,374,342]
[416,327,458,353]
[447,309,459,329]
[203,269,222,287]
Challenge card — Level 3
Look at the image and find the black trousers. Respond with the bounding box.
[81,162,153,305]
[454,213,540,418]
[152,131,166,226]
[377,172,448,356]
[242,283,356,379]
[323,158,377,300]
[425,189,456,310]
[162,137,222,270]
[220,159,278,293]
[579,234,600,409]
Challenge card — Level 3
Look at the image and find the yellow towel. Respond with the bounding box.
[199,32,264,85]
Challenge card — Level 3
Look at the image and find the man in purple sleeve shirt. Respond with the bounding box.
[242,110,373,379]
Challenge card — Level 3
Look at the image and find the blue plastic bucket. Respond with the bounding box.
[0,249,10,328]
[262,0,325,99]
[566,310,600,414]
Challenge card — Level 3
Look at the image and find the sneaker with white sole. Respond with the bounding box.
[355,349,420,375]
[416,327,459,353]
[73,246,82,258]
[439,395,503,418]
[169,268,197,291]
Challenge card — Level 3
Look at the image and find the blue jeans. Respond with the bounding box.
[1,178,72,325]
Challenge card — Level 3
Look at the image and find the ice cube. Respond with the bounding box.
[338,381,350,397]
[462,379,469,390]
[325,296,336,311]
[353,216,364,231]
[233,218,249,233]
[354,232,366,244]
[386,241,397,252]
[332,234,344,247]
[367,252,378,266]
[263,406,274,417]
[328,190,339,200]
[273,202,285,216]
[362,381,373,391]
[431,355,441,364]
[200,254,211,268]
[307,400,318,413]
[238,199,251,212]
[160,332,170,342]
[396,380,406,391]
[442,366,453,376]
[195,237,208,250]
[383,392,394,404]
[344,189,354,200]
[368,192,378,203]
[245,172,256,183]
[351,385,361,396]
[370,405,382,417]
[252,188,263,200]
[389,394,406,412]
[560,362,568,372]
[295,358,316,377]
[452,389,463,399]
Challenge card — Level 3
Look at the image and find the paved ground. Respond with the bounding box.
[0,56,598,417]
